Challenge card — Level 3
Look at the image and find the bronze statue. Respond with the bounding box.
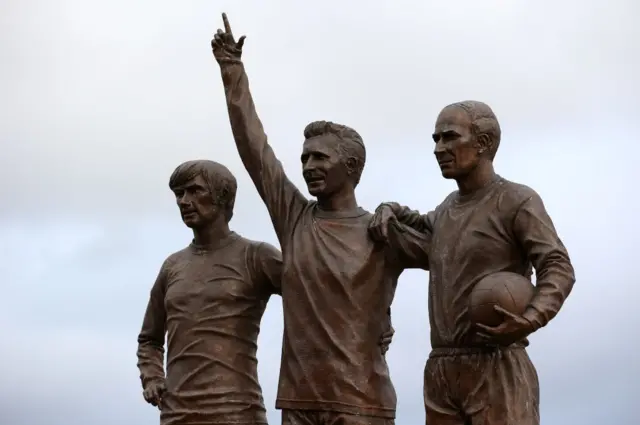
[369,101,576,425]
[211,13,420,425]
[136,160,392,425]
[136,160,283,425]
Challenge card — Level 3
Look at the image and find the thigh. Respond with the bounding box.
[281,409,320,425]
[468,349,540,425]
[424,357,466,425]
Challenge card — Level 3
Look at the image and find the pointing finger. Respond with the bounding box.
[222,13,233,35]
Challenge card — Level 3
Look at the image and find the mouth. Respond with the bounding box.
[181,210,197,218]
[438,160,454,167]
[304,176,325,185]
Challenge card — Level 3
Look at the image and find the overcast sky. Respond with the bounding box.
[1,0,638,424]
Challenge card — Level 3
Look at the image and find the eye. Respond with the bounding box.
[300,154,308,163]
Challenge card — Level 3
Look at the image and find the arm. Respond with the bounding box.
[385,220,432,270]
[136,263,168,390]
[253,242,283,296]
[380,307,395,355]
[372,202,435,270]
[379,201,433,233]
[513,193,576,331]
[213,18,306,239]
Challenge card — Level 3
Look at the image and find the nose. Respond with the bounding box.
[302,158,315,173]
[177,194,191,208]
[434,141,447,156]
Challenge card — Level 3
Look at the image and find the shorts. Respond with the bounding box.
[423,346,540,425]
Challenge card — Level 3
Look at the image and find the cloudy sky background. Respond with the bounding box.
[1,0,638,424]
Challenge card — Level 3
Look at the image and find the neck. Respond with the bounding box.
[192,219,231,247]
[456,161,496,195]
[316,185,358,212]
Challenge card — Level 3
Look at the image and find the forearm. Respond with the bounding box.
[220,61,273,192]
[137,274,167,388]
[522,252,575,330]
[386,221,431,270]
[136,341,165,388]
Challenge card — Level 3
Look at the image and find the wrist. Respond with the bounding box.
[522,307,541,332]
[143,376,165,388]
[217,57,243,65]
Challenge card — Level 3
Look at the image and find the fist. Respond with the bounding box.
[211,13,246,64]
[143,379,166,409]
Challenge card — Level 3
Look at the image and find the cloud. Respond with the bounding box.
[1,0,638,424]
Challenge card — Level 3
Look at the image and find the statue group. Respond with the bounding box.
[136,13,575,425]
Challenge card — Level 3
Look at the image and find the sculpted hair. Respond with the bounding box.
[449,100,502,160]
[168,159,238,222]
[303,120,367,186]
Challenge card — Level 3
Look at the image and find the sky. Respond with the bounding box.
[1,0,638,424]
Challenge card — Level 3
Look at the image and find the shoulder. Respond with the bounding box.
[239,238,282,293]
[162,246,191,270]
[495,178,542,211]
[359,208,374,221]
[433,190,458,216]
[236,237,282,264]
[254,240,282,260]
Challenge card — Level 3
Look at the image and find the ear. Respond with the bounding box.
[476,133,494,157]
[345,157,358,175]
[214,186,230,206]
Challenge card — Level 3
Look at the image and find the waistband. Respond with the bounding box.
[429,344,525,358]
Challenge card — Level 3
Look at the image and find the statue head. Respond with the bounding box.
[168,160,237,229]
[300,120,366,199]
[432,100,501,180]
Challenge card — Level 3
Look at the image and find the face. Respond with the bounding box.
[172,175,220,228]
[301,135,351,197]
[432,106,481,179]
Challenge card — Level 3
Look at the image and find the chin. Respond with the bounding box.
[306,184,326,197]
[440,169,458,179]
[182,218,199,228]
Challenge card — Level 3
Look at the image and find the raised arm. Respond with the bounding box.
[211,14,306,239]
[513,192,576,331]
[136,261,168,393]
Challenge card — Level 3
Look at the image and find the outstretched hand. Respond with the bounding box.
[369,204,402,243]
[475,305,534,346]
[211,13,246,64]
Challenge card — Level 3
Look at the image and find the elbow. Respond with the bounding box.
[538,251,575,295]
[559,256,576,298]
